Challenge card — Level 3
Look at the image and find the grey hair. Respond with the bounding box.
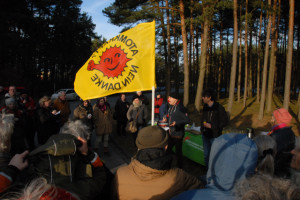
[234,174,299,200]
[1,177,51,200]
[58,91,66,97]
[0,114,14,152]
[60,120,91,140]
[38,96,51,107]
[1,177,79,200]
[253,135,277,176]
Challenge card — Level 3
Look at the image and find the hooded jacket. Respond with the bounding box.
[115,158,202,200]
[172,133,258,200]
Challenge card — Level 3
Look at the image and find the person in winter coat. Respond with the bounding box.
[201,88,229,167]
[113,126,204,200]
[18,90,36,151]
[127,96,148,145]
[233,135,300,200]
[0,86,6,108]
[27,120,107,200]
[36,96,60,145]
[172,133,258,200]
[162,93,189,168]
[133,91,149,105]
[52,91,71,127]
[73,100,93,132]
[268,108,295,178]
[154,94,163,120]
[114,94,130,136]
[0,114,15,169]
[93,97,113,153]
[0,150,29,193]
[3,98,29,156]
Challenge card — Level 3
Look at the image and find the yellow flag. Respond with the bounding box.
[74,21,155,100]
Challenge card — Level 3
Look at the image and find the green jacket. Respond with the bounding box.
[28,134,106,200]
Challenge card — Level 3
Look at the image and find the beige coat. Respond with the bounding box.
[73,105,88,120]
[114,159,203,200]
[93,104,112,135]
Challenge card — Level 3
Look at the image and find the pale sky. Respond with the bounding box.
[81,0,123,40]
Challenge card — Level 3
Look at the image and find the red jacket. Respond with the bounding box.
[154,98,164,114]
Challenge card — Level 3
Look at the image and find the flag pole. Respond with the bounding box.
[151,86,155,125]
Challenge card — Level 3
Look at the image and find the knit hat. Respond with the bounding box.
[132,94,140,101]
[273,108,292,124]
[5,98,15,106]
[136,126,168,150]
[169,92,180,100]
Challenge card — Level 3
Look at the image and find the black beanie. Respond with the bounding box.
[169,92,180,100]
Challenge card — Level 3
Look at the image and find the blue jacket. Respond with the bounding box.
[172,133,258,200]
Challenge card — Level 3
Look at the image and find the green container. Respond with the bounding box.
[182,131,205,166]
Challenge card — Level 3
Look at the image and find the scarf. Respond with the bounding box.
[268,123,288,136]
[136,148,173,170]
[98,104,106,112]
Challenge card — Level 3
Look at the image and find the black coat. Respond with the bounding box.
[201,101,229,138]
[36,107,60,145]
[271,126,295,178]
[168,103,190,137]
[114,99,130,123]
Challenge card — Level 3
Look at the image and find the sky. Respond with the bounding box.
[81,0,122,40]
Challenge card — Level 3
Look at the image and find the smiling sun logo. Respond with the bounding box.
[87,46,131,78]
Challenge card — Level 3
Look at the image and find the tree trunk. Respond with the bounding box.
[249,27,253,98]
[266,0,278,112]
[237,4,242,103]
[156,2,169,96]
[179,0,189,106]
[190,0,195,95]
[227,0,238,117]
[166,0,171,98]
[195,17,209,111]
[256,8,263,103]
[217,17,223,100]
[172,9,180,94]
[243,0,248,108]
[283,0,295,109]
[298,92,300,121]
[258,0,272,120]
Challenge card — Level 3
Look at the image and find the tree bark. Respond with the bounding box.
[156,2,169,96]
[243,0,248,108]
[258,0,272,120]
[283,0,295,109]
[179,0,189,106]
[227,0,238,117]
[195,15,209,111]
[217,16,223,100]
[266,0,278,112]
[237,4,242,103]
[256,7,263,103]
[166,0,171,98]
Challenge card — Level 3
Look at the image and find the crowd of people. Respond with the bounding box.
[0,85,300,200]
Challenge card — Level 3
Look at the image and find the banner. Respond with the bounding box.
[74,21,155,100]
